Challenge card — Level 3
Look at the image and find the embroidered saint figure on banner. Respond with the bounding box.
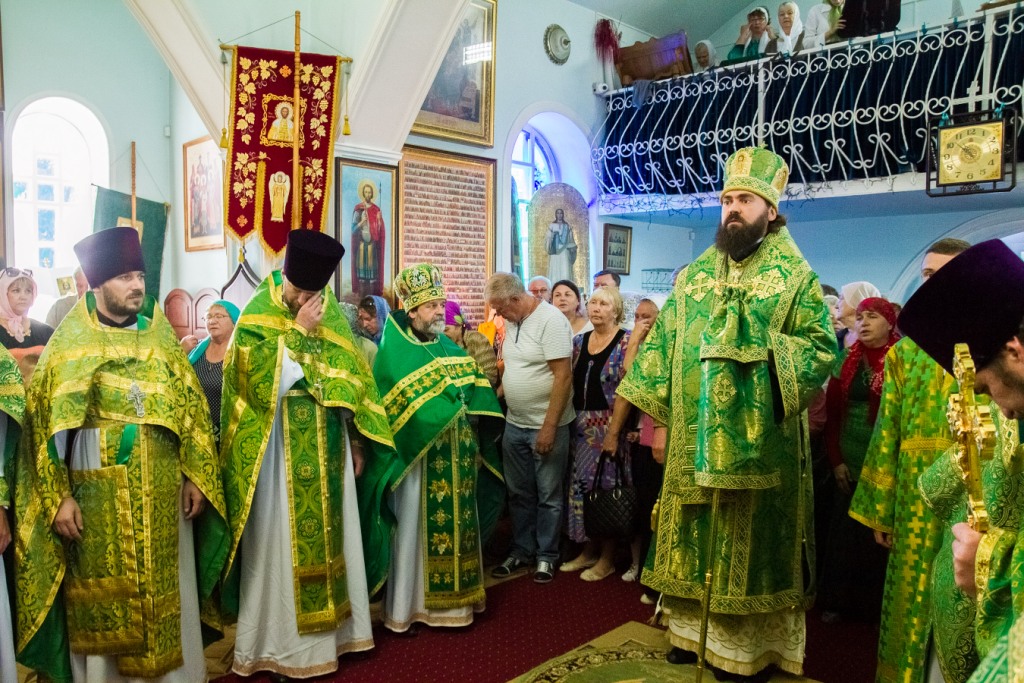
[225,46,341,256]
[269,172,290,223]
[269,102,295,143]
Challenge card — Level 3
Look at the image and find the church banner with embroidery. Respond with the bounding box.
[225,46,341,256]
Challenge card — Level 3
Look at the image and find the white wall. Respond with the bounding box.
[2,0,173,288]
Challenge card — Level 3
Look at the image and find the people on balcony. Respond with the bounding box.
[766,1,805,54]
[724,6,774,65]
[805,0,846,48]
[693,40,719,71]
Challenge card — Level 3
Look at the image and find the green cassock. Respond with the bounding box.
[372,311,504,608]
[13,294,228,682]
[219,271,397,633]
[849,338,955,683]
[918,412,1024,683]
[967,489,1024,683]
[616,227,835,674]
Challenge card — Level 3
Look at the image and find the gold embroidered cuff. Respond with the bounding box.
[976,527,1004,599]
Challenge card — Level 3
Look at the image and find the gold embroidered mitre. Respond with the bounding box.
[395,263,445,311]
[721,146,789,208]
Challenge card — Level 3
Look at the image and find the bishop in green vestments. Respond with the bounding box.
[14,227,228,682]
[615,147,835,680]
[373,264,503,633]
[220,230,396,679]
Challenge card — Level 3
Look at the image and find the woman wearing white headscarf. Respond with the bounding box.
[0,268,53,384]
[835,280,881,348]
[767,1,805,54]
[693,40,719,72]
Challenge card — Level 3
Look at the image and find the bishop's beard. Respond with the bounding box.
[715,209,770,261]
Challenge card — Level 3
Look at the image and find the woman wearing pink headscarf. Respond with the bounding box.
[0,268,53,384]
[443,300,498,389]
[820,297,899,622]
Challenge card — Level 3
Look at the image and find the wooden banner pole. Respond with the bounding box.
[292,11,301,230]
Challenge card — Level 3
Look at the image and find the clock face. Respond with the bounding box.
[938,121,1004,186]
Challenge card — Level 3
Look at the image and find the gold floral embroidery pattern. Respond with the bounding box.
[430,479,452,502]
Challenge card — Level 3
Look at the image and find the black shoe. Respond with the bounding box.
[667,647,698,665]
[491,556,529,578]
[534,560,555,583]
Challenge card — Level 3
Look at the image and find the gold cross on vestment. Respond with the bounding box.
[684,272,714,301]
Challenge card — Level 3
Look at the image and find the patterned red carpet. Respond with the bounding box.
[210,569,878,682]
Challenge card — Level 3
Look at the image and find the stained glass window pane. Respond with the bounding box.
[37,184,54,201]
[38,209,55,241]
[36,158,55,176]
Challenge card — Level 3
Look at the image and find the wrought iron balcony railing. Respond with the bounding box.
[591,5,1024,212]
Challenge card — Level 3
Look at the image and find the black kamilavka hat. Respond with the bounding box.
[73,227,145,287]
[282,229,345,291]
[899,239,1024,375]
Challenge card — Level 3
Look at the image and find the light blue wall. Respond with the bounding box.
[2,0,173,285]
[606,219,693,292]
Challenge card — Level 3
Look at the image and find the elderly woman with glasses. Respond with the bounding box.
[0,267,54,384]
[725,6,775,64]
[184,300,240,447]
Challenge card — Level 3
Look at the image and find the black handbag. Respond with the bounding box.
[583,450,637,539]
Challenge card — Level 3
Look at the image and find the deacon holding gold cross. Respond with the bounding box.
[898,239,1024,682]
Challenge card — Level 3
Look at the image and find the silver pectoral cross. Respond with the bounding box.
[128,381,146,418]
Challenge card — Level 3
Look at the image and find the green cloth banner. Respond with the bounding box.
[93,187,168,301]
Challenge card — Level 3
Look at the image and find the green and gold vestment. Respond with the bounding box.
[13,295,228,681]
[919,412,1024,683]
[617,228,834,635]
[849,339,955,683]
[0,343,25,504]
[220,272,396,633]
[372,312,503,609]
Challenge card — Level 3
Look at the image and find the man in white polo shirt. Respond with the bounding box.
[485,272,574,584]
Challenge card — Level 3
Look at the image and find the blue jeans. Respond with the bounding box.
[503,422,570,565]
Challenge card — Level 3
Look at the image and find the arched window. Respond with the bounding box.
[510,127,556,280]
[10,97,108,315]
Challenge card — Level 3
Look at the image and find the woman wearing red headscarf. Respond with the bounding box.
[820,296,899,622]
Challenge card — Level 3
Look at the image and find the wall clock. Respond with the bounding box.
[927,109,1016,197]
[544,24,571,65]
